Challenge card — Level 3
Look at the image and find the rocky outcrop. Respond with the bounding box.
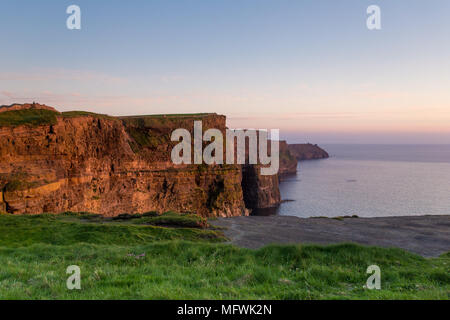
[287,143,329,161]
[0,106,249,217]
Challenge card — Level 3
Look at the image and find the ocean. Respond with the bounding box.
[275,144,450,218]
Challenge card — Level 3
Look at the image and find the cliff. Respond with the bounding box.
[278,141,298,175]
[0,104,250,217]
[241,164,281,210]
[287,143,329,161]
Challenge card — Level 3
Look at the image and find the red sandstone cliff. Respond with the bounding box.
[0,104,249,217]
[0,104,328,217]
[241,165,280,210]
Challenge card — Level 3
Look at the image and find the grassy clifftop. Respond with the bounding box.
[0,212,220,246]
[0,108,118,128]
[0,109,59,127]
[0,213,448,299]
[0,104,210,128]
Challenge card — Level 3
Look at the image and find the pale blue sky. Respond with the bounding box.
[1,1,450,143]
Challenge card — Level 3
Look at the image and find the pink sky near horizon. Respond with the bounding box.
[2,86,450,144]
[2,69,450,144]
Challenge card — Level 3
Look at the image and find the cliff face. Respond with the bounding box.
[0,105,249,217]
[278,141,298,175]
[287,143,329,161]
[241,165,280,210]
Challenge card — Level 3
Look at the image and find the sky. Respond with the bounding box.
[1,0,450,144]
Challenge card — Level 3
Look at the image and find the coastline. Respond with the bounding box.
[212,214,450,257]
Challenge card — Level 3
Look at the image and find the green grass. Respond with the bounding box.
[0,213,448,299]
[133,211,209,228]
[125,127,156,149]
[0,109,118,128]
[0,213,223,247]
[0,109,58,127]
[61,111,117,120]
[72,211,209,228]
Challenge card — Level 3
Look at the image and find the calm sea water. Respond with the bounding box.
[275,144,450,218]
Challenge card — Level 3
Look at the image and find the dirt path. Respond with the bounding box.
[212,215,450,257]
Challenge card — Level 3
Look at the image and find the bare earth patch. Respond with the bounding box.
[212,215,450,257]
